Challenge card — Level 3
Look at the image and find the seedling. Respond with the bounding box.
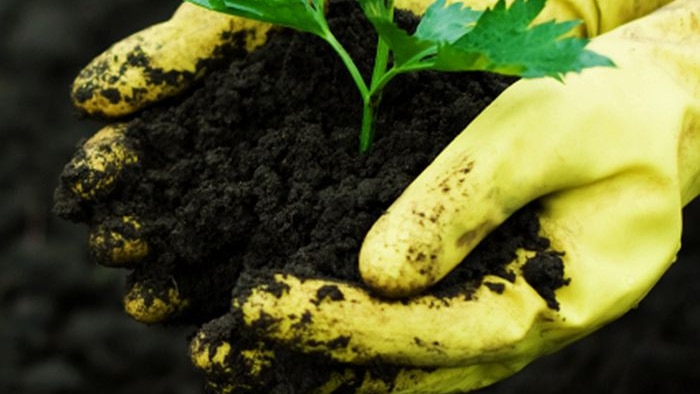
[186,0,613,152]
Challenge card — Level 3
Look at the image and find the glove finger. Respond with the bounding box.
[72,2,272,118]
[234,273,551,368]
[123,274,190,324]
[53,123,140,225]
[89,215,149,268]
[190,314,526,394]
[124,258,243,324]
[61,123,137,202]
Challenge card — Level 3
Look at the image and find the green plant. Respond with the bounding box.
[186,0,613,152]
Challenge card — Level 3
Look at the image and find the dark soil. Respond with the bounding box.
[4,0,700,393]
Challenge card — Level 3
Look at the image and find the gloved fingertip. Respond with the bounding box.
[190,318,276,394]
[89,215,148,267]
[72,2,274,118]
[70,46,188,118]
[64,124,137,201]
[191,339,238,394]
[358,211,447,298]
[123,281,189,324]
[190,331,235,374]
[358,154,503,298]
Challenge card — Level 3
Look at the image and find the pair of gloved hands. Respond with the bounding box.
[58,0,700,392]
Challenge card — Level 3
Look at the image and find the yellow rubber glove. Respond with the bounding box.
[188,0,700,392]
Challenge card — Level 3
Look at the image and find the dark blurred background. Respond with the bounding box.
[0,0,698,393]
[0,1,201,393]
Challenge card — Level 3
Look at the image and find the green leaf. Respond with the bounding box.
[414,0,482,44]
[185,0,327,36]
[435,0,615,78]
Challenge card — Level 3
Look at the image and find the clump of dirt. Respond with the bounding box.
[55,0,566,350]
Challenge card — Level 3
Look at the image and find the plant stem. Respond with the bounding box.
[370,51,435,94]
[369,38,392,92]
[359,0,396,153]
[359,96,374,153]
[310,0,369,98]
[319,27,383,154]
[321,29,369,98]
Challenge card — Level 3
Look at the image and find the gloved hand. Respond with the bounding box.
[53,0,700,393]
[187,0,700,392]
[54,2,274,323]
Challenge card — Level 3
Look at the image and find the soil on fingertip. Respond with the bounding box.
[54,0,567,329]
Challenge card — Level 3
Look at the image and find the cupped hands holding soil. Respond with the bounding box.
[54,0,567,385]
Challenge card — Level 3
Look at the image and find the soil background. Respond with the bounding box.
[1,0,699,393]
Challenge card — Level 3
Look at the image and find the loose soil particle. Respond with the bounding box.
[55,0,568,387]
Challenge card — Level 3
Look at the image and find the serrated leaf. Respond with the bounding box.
[433,0,615,78]
[186,0,327,36]
[414,0,482,44]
